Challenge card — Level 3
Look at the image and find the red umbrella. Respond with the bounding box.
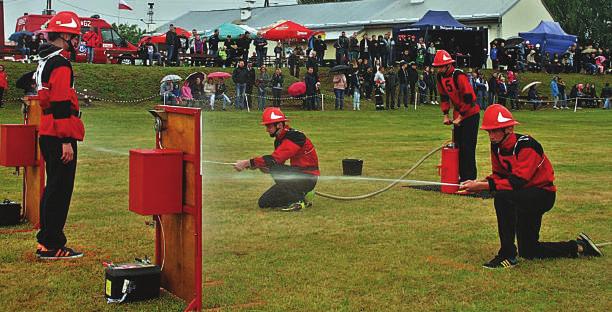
[288,82,306,97]
[261,20,314,41]
[137,27,192,46]
[207,72,232,79]
[174,27,192,38]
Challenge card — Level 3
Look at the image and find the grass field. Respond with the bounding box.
[0,63,611,311]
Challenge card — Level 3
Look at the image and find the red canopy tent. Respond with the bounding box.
[261,20,315,41]
[138,27,192,45]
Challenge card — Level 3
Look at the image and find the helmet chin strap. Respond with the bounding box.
[62,35,77,53]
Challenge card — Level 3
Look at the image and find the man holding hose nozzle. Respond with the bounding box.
[460,104,603,269]
[234,107,319,212]
[433,50,480,183]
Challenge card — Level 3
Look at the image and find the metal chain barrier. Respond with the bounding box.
[75,89,158,103]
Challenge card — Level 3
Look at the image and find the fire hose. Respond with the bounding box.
[313,143,447,200]
[203,142,451,201]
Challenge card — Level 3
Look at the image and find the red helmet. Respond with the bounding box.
[481,104,520,130]
[42,11,81,35]
[261,107,288,125]
[432,50,455,67]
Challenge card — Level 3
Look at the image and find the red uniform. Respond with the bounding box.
[0,71,8,89]
[250,126,320,176]
[486,133,556,193]
[82,30,99,48]
[437,67,480,182]
[436,68,479,119]
[35,44,85,142]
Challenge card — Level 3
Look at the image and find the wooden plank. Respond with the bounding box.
[156,107,201,308]
[24,97,43,228]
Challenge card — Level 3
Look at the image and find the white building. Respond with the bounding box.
[158,0,554,60]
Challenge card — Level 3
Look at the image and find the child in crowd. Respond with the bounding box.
[417,74,428,104]
[374,79,385,110]
[213,78,231,110]
[181,80,194,106]
[352,69,361,110]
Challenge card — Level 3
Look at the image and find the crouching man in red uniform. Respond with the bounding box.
[433,50,480,182]
[460,104,602,268]
[234,107,319,212]
[35,11,85,259]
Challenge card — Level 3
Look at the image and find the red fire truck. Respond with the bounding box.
[14,13,138,64]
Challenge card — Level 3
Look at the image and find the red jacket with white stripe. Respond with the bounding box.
[35,44,84,142]
[250,127,320,176]
[436,67,479,120]
[486,133,556,192]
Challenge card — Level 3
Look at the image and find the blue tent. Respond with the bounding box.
[411,10,478,31]
[519,21,577,54]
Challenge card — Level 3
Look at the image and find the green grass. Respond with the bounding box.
[1,61,611,105]
[0,63,610,311]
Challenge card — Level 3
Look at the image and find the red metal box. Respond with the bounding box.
[129,149,183,215]
[0,124,37,167]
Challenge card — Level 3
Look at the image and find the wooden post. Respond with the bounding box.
[23,96,44,228]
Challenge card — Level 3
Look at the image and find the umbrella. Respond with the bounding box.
[581,48,597,54]
[491,38,505,45]
[207,72,231,79]
[288,82,306,97]
[330,64,351,73]
[505,36,524,47]
[174,27,192,38]
[9,31,33,42]
[521,81,541,93]
[261,20,314,41]
[161,74,182,83]
[185,72,206,83]
[204,23,257,39]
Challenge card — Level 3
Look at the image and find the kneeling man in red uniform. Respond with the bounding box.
[234,107,319,212]
[460,104,602,268]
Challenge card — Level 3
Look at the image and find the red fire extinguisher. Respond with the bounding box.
[437,128,459,194]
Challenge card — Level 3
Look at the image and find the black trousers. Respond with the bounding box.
[0,87,4,106]
[272,88,281,107]
[258,165,317,208]
[494,188,578,259]
[305,93,316,110]
[453,113,479,182]
[386,85,396,109]
[37,136,77,249]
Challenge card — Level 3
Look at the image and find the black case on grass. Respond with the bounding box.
[0,199,21,226]
[105,263,161,303]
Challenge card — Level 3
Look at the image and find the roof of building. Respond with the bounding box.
[156,0,522,33]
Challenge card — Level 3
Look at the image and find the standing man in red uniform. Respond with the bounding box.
[460,104,602,268]
[433,50,480,182]
[234,107,319,212]
[34,11,85,259]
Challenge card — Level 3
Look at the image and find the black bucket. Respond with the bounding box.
[342,159,363,176]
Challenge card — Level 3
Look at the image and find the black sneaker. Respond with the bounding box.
[577,232,603,257]
[482,255,518,269]
[36,246,83,260]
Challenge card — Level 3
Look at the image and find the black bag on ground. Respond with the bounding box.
[105,263,161,303]
[0,199,21,226]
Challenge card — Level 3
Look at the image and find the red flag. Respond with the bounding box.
[118,0,133,10]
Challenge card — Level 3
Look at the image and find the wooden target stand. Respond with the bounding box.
[151,106,202,311]
[23,96,44,228]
